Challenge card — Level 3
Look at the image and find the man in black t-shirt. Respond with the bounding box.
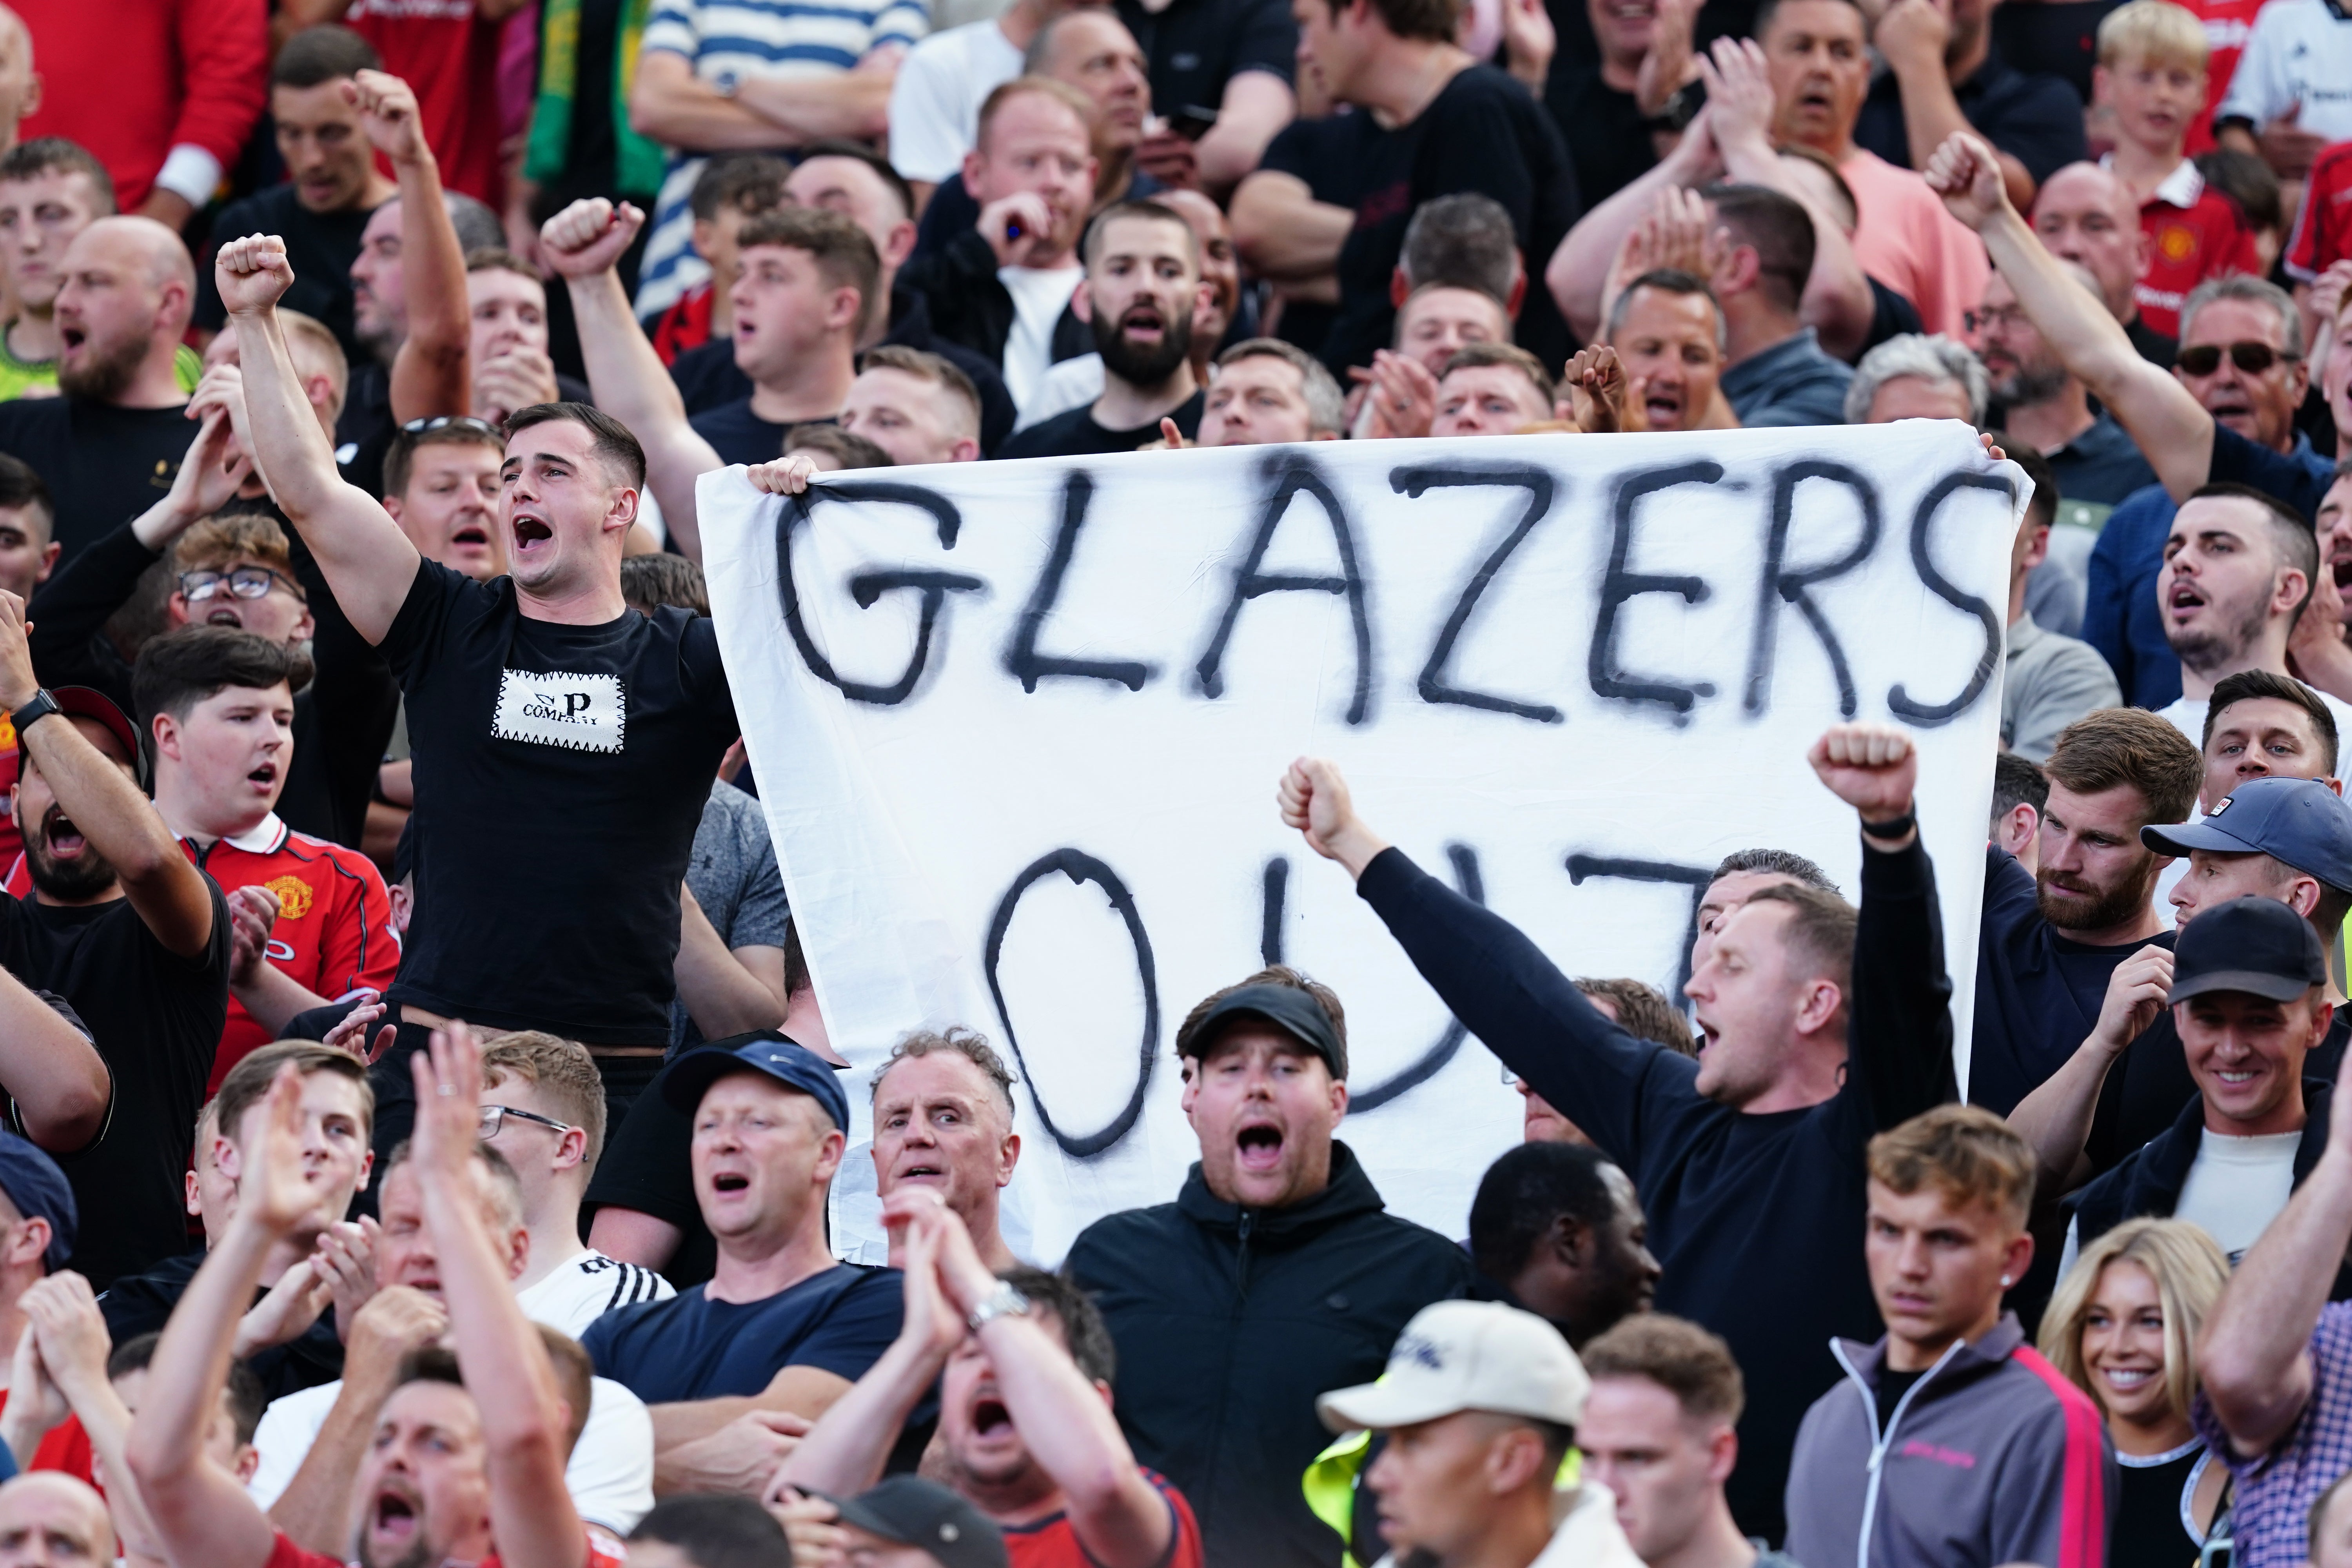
[1111,0,1298,192]
[1000,201,1208,457]
[1294,0,1580,374]
[189,27,395,367]
[0,621,229,1291]
[212,230,738,1088]
[1854,0,2085,209]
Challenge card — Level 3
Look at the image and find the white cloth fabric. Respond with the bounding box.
[2215,0,2352,144]
[1014,352,1104,431]
[1370,1481,1644,1568]
[515,1249,676,1339]
[249,1374,655,1533]
[887,20,1026,183]
[2176,1128,2301,1261]
[997,264,1084,417]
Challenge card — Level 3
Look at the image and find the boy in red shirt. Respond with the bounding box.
[132,627,398,1091]
[2094,0,2263,336]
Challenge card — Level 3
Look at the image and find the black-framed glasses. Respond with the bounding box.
[2176,341,2297,377]
[478,1104,575,1140]
[399,415,502,439]
[179,565,302,603]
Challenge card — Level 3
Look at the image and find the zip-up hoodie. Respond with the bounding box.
[1784,1313,2116,1568]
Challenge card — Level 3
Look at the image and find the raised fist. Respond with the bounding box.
[540,198,647,281]
[215,234,295,318]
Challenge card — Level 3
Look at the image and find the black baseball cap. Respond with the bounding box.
[830,1477,1007,1568]
[661,1031,850,1131]
[0,1129,76,1270]
[2170,895,2329,1005]
[47,687,146,788]
[2142,776,2352,891]
[1179,982,1348,1081]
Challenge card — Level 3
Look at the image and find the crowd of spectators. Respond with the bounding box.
[3,0,2352,1562]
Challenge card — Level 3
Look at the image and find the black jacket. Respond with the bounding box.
[2068,1076,2352,1297]
[1064,1140,1474,1568]
[894,231,1092,387]
[1354,836,1955,1544]
[96,1250,345,1401]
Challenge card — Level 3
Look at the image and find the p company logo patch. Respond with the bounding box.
[494,670,626,753]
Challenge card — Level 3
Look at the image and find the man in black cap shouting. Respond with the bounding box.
[579,1036,906,1495]
[1063,967,1477,1568]
[2061,895,2340,1279]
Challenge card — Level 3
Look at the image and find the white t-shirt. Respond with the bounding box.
[997,264,1085,419]
[887,20,1026,184]
[2214,0,2352,144]
[1014,352,1104,432]
[2175,1128,2301,1261]
[248,1374,655,1534]
[516,1249,676,1339]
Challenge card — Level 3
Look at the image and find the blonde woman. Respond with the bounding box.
[2038,1218,2232,1566]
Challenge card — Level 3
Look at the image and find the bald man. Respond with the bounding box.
[0,215,195,563]
[0,1472,115,1566]
[2030,162,2176,369]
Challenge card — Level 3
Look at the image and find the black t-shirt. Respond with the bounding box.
[1875,1365,1926,1433]
[1321,64,1581,375]
[334,361,396,501]
[1860,275,1927,358]
[376,559,738,1044]
[192,185,377,367]
[2127,313,2179,370]
[97,1251,345,1400]
[671,339,747,417]
[1990,0,2112,105]
[1257,114,1373,358]
[1855,48,2089,188]
[0,883,230,1290]
[996,388,1204,458]
[692,399,809,466]
[0,399,191,565]
[1544,63,1659,209]
[1112,0,1294,125]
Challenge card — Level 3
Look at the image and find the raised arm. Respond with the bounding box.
[410,1024,586,1568]
[266,1287,448,1552]
[215,235,423,643]
[124,1066,323,1568]
[1547,108,1725,342]
[351,73,472,427]
[20,1273,160,1554]
[541,199,721,561]
[0,967,108,1152]
[0,592,215,958]
[1196,73,1298,197]
[2198,1064,2352,1454]
[2006,947,2173,1191]
[1924,132,2214,498]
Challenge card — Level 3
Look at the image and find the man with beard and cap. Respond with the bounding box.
[1970,707,2203,1118]
[999,200,1207,457]
[1978,265,2156,521]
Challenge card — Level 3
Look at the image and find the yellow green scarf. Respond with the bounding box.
[526,0,668,196]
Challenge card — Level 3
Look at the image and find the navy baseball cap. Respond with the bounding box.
[1179,982,1348,1081]
[2170,895,2328,1004]
[2142,776,2352,891]
[661,1031,849,1132]
[829,1477,1007,1568]
[0,1130,76,1270]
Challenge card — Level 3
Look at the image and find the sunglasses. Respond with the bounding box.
[178,565,302,603]
[2176,341,2297,377]
[396,415,503,440]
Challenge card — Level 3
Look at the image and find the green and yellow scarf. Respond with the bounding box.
[525,0,669,196]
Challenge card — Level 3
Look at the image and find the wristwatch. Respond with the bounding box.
[10,689,60,739]
[967,1280,1031,1332]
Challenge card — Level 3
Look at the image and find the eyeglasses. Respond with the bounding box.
[179,566,302,603]
[1963,306,2033,334]
[2176,341,2298,377]
[398,415,502,439]
[477,1104,575,1140]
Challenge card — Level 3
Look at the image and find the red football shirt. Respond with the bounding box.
[343,0,507,206]
[2287,139,2352,281]
[2183,0,2267,153]
[2131,159,2263,337]
[650,283,716,367]
[1001,1470,1207,1568]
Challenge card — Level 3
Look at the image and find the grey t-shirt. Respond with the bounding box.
[673,780,791,1049]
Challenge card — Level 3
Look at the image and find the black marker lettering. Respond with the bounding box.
[1260,857,1289,968]
[1886,471,2007,726]
[982,849,1160,1160]
[1003,471,1159,693]
[1745,461,1883,718]
[1390,463,1564,724]
[1590,462,1721,715]
[776,483,984,706]
[1193,455,1375,725]
[1565,853,1715,1000]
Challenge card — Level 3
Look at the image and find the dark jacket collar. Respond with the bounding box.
[1176,1139,1388,1241]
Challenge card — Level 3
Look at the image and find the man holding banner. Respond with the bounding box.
[1275,724,1956,1541]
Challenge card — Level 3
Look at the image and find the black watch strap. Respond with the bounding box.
[9,689,59,738]
[1860,807,1917,840]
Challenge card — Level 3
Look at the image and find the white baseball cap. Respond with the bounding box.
[1316,1300,1592,1434]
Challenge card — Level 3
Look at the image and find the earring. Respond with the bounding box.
[1999,1276,2013,1287]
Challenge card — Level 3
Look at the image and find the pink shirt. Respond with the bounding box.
[1839,147,1992,340]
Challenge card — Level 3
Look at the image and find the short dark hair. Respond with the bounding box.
[1606,268,1725,350]
[1083,198,1199,271]
[2005,441,2059,529]
[272,24,381,89]
[785,423,893,470]
[1573,977,1694,1056]
[386,1331,593,1457]
[2183,481,2321,623]
[860,344,984,439]
[0,453,53,537]
[1743,882,1857,998]
[620,554,710,617]
[505,402,648,489]
[1400,193,1518,303]
[795,138,917,223]
[688,152,791,224]
[108,1330,269,1446]
[1992,750,2050,819]
[1174,964,1347,1075]
[1005,1267,1116,1384]
[0,138,116,212]
[1468,1141,1622,1282]
[1700,183,1815,316]
[1439,339,1555,405]
[735,207,884,338]
[1581,1315,1744,1425]
[2205,669,2340,774]
[1710,848,1836,889]
[628,1495,795,1568]
[464,246,538,281]
[134,627,313,731]
[1320,0,1459,44]
[212,1040,374,1149]
[2046,706,2205,826]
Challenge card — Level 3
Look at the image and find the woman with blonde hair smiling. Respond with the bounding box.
[2038,1217,2233,1566]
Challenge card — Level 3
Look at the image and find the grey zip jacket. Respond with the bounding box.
[1783,1313,2117,1568]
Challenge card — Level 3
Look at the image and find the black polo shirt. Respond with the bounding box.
[1855,47,2089,187]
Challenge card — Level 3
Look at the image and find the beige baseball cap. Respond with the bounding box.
[1316,1300,1592,1434]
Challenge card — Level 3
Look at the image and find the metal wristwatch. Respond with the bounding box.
[967,1280,1031,1332]
[9,689,60,739]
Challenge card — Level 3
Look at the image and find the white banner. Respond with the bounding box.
[699,423,2022,1265]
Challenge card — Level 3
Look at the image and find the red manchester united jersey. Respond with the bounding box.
[2287,138,2352,282]
[2130,158,2263,338]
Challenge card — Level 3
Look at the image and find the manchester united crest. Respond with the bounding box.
[263,875,314,920]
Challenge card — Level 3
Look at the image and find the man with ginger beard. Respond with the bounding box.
[1064,966,1476,1568]
[1000,200,1207,456]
